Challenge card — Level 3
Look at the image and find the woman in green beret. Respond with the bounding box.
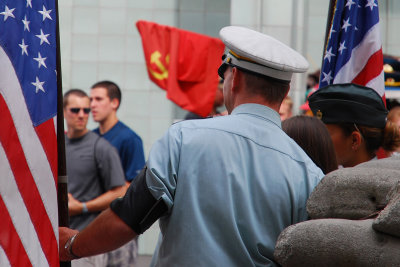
[308,83,400,168]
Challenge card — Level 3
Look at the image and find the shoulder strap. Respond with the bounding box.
[93,135,106,192]
[93,135,101,167]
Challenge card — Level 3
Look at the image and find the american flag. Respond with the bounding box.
[0,0,59,266]
[320,0,385,98]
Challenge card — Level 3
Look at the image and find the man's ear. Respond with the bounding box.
[351,131,362,150]
[111,98,120,110]
[231,67,242,93]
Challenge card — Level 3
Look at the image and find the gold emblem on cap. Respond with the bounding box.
[385,77,400,86]
[316,110,322,119]
[229,50,256,63]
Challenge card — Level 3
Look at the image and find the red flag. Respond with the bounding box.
[0,1,59,266]
[136,20,225,117]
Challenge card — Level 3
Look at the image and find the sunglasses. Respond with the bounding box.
[70,108,91,114]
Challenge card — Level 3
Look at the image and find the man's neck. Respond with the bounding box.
[233,95,280,114]
[99,115,119,135]
[67,128,89,139]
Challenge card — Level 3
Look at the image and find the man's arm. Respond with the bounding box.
[68,186,126,216]
[60,124,180,261]
[60,208,136,261]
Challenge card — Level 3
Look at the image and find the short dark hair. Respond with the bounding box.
[63,89,88,108]
[91,80,122,109]
[241,69,290,104]
[282,115,338,174]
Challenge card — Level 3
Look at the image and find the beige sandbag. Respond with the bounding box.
[274,219,400,267]
[307,167,400,219]
[373,181,400,238]
[356,155,400,170]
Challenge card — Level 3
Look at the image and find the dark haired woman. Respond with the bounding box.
[309,83,400,168]
[282,115,338,174]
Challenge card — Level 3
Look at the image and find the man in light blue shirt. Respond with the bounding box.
[59,26,324,266]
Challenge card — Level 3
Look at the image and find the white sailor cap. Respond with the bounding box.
[218,26,309,82]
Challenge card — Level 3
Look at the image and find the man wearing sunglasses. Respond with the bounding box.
[63,89,126,267]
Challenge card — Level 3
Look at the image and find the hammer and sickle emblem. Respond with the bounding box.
[148,51,170,80]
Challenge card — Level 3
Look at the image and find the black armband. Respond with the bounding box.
[110,165,168,234]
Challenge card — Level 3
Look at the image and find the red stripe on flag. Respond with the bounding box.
[0,196,32,267]
[35,120,58,187]
[352,49,383,86]
[382,93,386,104]
[0,96,59,267]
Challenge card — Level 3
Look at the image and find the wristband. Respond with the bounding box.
[82,203,89,214]
[64,233,81,259]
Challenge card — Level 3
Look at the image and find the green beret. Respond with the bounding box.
[308,83,388,128]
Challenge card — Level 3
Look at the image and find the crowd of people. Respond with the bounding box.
[60,25,400,267]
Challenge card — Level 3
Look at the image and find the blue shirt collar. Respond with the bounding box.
[231,103,282,128]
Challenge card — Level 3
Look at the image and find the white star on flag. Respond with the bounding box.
[365,0,377,11]
[26,0,32,8]
[342,18,352,32]
[35,29,50,45]
[338,41,347,54]
[321,71,333,84]
[31,76,45,93]
[22,15,30,31]
[38,6,52,21]
[34,52,47,68]
[346,0,356,10]
[1,6,16,21]
[324,47,336,63]
[19,39,29,56]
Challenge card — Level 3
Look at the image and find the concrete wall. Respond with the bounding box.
[58,0,178,158]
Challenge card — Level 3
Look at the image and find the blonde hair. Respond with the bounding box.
[282,95,293,110]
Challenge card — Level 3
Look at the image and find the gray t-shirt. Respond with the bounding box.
[66,131,125,230]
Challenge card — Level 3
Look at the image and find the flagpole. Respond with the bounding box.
[55,0,71,266]
[321,0,336,71]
